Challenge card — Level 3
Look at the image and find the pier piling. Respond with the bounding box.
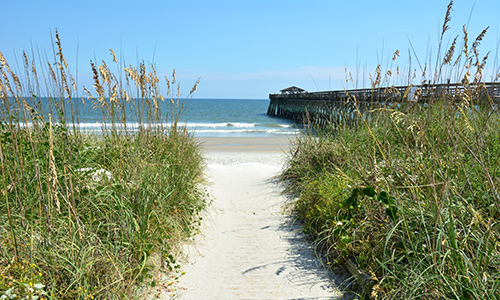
[267,83,500,125]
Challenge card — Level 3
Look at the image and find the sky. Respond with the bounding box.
[2,0,500,99]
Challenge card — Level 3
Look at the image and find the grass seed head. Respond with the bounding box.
[392,50,400,61]
[31,61,37,76]
[48,115,61,212]
[55,29,68,69]
[47,62,58,85]
[441,0,453,38]
[109,49,118,63]
[190,79,200,95]
[472,27,490,53]
[463,25,469,57]
[443,36,458,65]
[0,51,6,68]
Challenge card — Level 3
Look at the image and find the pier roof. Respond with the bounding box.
[280,86,305,94]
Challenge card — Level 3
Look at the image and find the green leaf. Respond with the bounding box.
[362,186,376,197]
[333,228,342,236]
[378,191,390,204]
[386,206,398,221]
[340,235,352,245]
[344,196,355,206]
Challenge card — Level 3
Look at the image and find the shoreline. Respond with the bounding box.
[197,136,295,166]
[197,136,294,153]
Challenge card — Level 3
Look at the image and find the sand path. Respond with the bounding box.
[170,137,343,299]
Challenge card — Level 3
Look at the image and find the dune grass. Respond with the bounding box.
[0,32,206,299]
[281,2,500,299]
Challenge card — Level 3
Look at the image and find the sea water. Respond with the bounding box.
[179,98,299,137]
[11,98,300,137]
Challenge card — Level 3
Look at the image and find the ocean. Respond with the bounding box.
[178,98,299,137]
[20,98,300,137]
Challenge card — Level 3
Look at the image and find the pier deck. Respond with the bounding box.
[267,83,500,125]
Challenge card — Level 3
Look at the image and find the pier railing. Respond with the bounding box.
[267,82,500,125]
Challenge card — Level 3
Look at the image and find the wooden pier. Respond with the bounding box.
[267,83,500,125]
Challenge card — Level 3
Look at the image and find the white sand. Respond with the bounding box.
[160,137,343,299]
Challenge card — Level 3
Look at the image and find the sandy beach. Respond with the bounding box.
[198,136,294,165]
[163,136,343,299]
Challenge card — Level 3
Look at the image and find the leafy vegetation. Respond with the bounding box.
[281,2,500,299]
[0,32,206,299]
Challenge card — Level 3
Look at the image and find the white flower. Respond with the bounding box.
[77,167,113,182]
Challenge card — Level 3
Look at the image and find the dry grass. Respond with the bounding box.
[281,2,500,299]
[0,32,206,299]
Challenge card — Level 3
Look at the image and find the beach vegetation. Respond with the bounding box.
[281,2,500,299]
[0,31,206,298]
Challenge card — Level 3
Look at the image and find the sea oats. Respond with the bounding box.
[90,61,106,107]
[463,25,469,58]
[124,65,140,87]
[1,68,13,95]
[190,79,200,95]
[110,83,118,103]
[48,115,60,212]
[165,76,171,96]
[62,71,71,99]
[371,65,381,88]
[0,52,12,86]
[148,72,155,86]
[11,72,22,94]
[55,30,68,69]
[139,62,148,87]
[31,61,37,76]
[0,51,7,68]
[441,0,453,39]
[71,77,77,93]
[83,86,94,101]
[47,62,58,85]
[0,80,5,99]
[21,97,39,121]
[392,50,400,61]
[453,52,462,67]
[443,36,458,65]
[23,51,29,70]
[153,95,159,116]
[472,27,489,54]
[462,71,471,85]
[110,49,118,63]
[98,60,111,85]
[473,52,490,83]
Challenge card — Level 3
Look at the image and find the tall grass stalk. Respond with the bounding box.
[0,32,206,299]
[281,2,500,299]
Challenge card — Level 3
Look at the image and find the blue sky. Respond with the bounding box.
[2,0,500,99]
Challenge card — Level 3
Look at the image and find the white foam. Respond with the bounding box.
[185,122,256,128]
